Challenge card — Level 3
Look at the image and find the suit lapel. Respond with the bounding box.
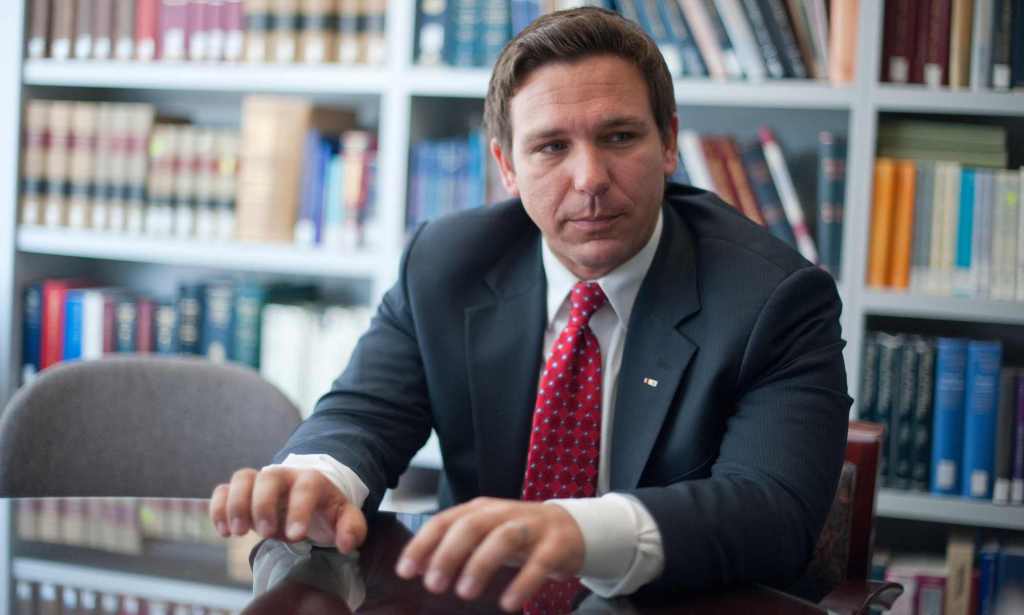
[465,232,546,499]
[611,204,702,490]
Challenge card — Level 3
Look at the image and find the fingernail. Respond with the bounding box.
[286,522,304,541]
[501,592,520,612]
[456,576,478,598]
[230,518,244,535]
[396,558,417,578]
[425,569,448,593]
[215,521,228,536]
[256,519,274,537]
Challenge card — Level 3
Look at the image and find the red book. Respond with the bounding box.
[102,293,117,354]
[160,0,189,61]
[136,298,155,353]
[922,0,953,87]
[41,279,90,369]
[136,0,160,60]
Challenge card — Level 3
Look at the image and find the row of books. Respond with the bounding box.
[15,499,223,554]
[26,0,387,65]
[859,334,1024,505]
[873,535,1024,615]
[406,130,510,230]
[18,96,380,248]
[20,278,373,416]
[416,0,859,84]
[15,580,240,615]
[881,0,1024,91]
[678,127,845,277]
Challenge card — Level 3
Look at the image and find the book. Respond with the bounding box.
[159,0,189,61]
[50,0,77,60]
[714,0,767,81]
[816,132,845,278]
[22,284,43,385]
[761,0,808,78]
[953,168,976,296]
[365,0,387,64]
[416,0,450,65]
[43,101,73,228]
[136,0,160,60]
[827,0,858,85]
[910,337,936,492]
[949,0,976,88]
[740,0,786,79]
[73,0,95,59]
[703,0,744,78]
[858,333,879,423]
[1015,372,1024,504]
[786,0,821,78]
[202,281,235,363]
[719,136,764,224]
[882,0,919,83]
[679,0,729,79]
[299,0,338,63]
[970,0,995,89]
[27,0,51,59]
[272,0,299,62]
[946,529,976,615]
[991,0,1013,89]
[41,279,91,370]
[67,102,99,230]
[992,170,1020,300]
[994,367,1018,504]
[867,158,896,288]
[188,0,212,61]
[659,0,708,77]
[741,139,796,247]
[890,335,919,489]
[923,0,953,87]
[931,337,968,495]
[760,127,816,262]
[244,0,272,62]
[875,333,904,486]
[92,0,115,59]
[962,339,1002,499]
[19,99,49,227]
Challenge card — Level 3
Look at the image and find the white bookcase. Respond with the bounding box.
[1,0,1023,608]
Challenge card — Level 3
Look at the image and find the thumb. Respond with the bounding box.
[334,502,368,554]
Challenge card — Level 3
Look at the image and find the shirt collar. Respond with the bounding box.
[542,207,664,329]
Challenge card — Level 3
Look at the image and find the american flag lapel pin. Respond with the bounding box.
[643,377,658,387]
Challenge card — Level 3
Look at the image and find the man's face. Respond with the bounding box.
[491,54,678,280]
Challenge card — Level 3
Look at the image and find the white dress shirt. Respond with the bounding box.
[271,210,667,597]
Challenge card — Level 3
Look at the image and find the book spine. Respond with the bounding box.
[704,0,743,78]
[272,0,299,62]
[245,0,272,62]
[891,336,918,489]
[961,339,1002,499]
[193,129,217,239]
[365,0,387,65]
[299,0,336,63]
[931,337,968,495]
[115,298,138,352]
[136,298,155,353]
[970,169,991,298]
[923,0,953,87]
[67,102,99,230]
[741,140,796,247]
[205,0,225,61]
[714,0,768,81]
[92,0,115,59]
[1013,372,1024,504]
[450,0,479,67]
[1018,167,1024,302]
[741,0,785,79]
[867,158,896,287]
[659,0,708,77]
[173,126,198,238]
[701,136,740,208]
[858,333,879,422]
[114,0,137,59]
[762,0,807,78]
[969,0,994,89]
[20,99,49,227]
[188,0,211,61]
[720,136,764,224]
[816,131,845,278]
[63,291,84,361]
[910,337,936,491]
[416,0,449,65]
[102,293,117,353]
[910,160,936,292]
[176,284,205,354]
[827,0,858,85]
[81,289,106,359]
[74,0,95,59]
[910,0,934,83]
[51,0,77,60]
[978,545,998,615]
[154,301,178,354]
[993,367,1017,504]
[22,284,43,385]
[875,333,904,486]
[953,168,976,296]
[136,0,160,60]
[41,281,69,369]
[882,0,913,82]
[948,0,975,88]
[232,284,265,368]
[680,0,729,79]
[160,0,190,61]
[223,0,245,61]
[27,0,51,59]
[202,282,235,362]
[993,170,1019,300]
[785,0,821,78]
[990,0,1013,89]
[1012,0,1024,87]
[760,127,816,262]
[44,101,73,228]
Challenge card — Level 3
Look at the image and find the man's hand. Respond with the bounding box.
[210,467,367,554]
[394,497,585,612]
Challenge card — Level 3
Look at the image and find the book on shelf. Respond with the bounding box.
[410,0,856,82]
[860,332,1023,506]
[25,0,382,65]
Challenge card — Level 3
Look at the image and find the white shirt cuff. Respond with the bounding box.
[266,453,371,510]
[548,493,665,597]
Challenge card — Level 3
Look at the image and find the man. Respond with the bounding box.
[211,7,851,613]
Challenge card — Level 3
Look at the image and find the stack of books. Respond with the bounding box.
[880,0,1024,90]
[15,580,240,615]
[860,333,1024,506]
[866,121,1022,301]
[26,0,388,65]
[416,0,860,84]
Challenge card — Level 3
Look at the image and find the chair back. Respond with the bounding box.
[0,356,302,498]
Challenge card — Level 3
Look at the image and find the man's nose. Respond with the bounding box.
[570,145,611,197]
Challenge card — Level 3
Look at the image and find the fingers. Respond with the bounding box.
[333,501,368,554]
[225,468,258,535]
[500,546,564,613]
[395,503,476,581]
[251,468,293,538]
[209,483,230,537]
[282,470,327,541]
[455,520,534,601]
[423,509,513,594]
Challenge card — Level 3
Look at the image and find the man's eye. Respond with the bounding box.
[539,142,567,154]
[606,132,635,144]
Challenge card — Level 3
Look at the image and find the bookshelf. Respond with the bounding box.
[1,0,1023,609]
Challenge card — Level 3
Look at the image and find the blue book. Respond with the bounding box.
[154,301,177,355]
[232,283,266,369]
[658,0,708,77]
[962,339,1003,499]
[62,290,85,362]
[202,281,236,364]
[176,284,205,355]
[22,283,43,384]
[954,168,976,295]
[416,0,450,65]
[296,130,323,245]
[996,548,1024,610]
[931,337,968,495]
[478,0,510,67]
[979,543,1000,615]
[450,0,480,67]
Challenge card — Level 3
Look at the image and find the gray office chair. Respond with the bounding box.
[0,356,302,498]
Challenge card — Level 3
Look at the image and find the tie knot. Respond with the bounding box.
[568,281,607,325]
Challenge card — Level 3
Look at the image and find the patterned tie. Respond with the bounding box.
[521,281,607,614]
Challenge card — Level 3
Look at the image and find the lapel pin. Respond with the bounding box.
[643,377,659,387]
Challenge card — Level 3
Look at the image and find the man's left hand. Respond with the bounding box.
[394,497,585,612]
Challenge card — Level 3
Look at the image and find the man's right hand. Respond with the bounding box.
[210,467,368,554]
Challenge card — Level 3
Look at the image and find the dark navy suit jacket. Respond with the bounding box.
[275,182,852,596]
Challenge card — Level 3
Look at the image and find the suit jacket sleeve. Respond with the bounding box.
[272,224,433,515]
[628,265,851,597]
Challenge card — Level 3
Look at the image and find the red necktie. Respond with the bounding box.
[521,281,607,614]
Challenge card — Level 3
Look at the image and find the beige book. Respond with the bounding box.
[949,0,975,89]
[67,102,100,229]
[927,162,949,295]
[365,0,387,65]
[50,0,77,60]
[173,126,199,238]
[828,0,858,85]
[338,0,366,64]
[245,0,272,62]
[1018,167,1024,302]
[20,99,50,226]
[272,0,300,62]
[126,104,155,234]
[147,124,179,236]
[215,130,240,240]
[299,0,338,63]
[236,96,355,242]
[106,105,131,233]
[938,163,962,296]
[44,101,74,228]
[993,170,1020,300]
[60,498,88,546]
[90,103,115,230]
[194,129,218,239]
[945,530,974,615]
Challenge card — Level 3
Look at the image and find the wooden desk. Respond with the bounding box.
[243,513,827,614]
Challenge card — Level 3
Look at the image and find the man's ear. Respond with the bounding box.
[490,138,520,197]
[662,113,680,177]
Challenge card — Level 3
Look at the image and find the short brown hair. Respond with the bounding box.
[484,7,676,158]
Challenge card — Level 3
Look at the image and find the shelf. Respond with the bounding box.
[861,289,1024,325]
[17,227,379,279]
[406,67,493,98]
[23,59,389,95]
[872,84,1024,116]
[13,557,251,609]
[877,489,1024,531]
